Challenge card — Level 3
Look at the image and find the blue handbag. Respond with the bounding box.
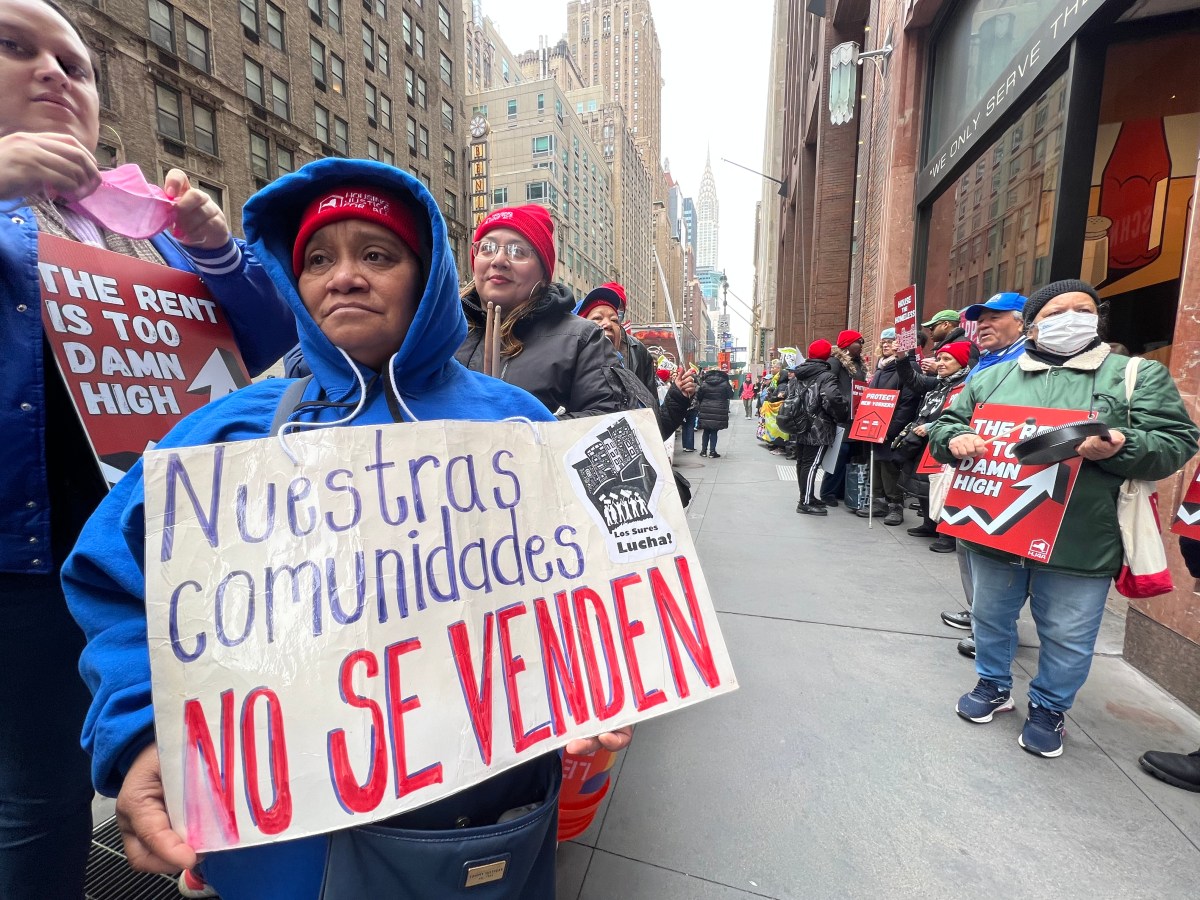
[319,753,561,899]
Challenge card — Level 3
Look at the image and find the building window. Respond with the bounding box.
[402,12,412,49]
[370,0,386,15]
[418,124,429,157]
[244,57,264,105]
[365,81,377,122]
[334,116,348,154]
[439,51,452,88]
[416,75,426,109]
[271,75,290,119]
[239,0,258,33]
[537,92,544,114]
[378,38,389,75]
[445,190,457,219]
[249,131,270,179]
[382,148,394,165]
[443,144,455,177]
[507,98,517,120]
[367,138,379,160]
[405,64,414,101]
[184,17,209,71]
[330,53,344,93]
[266,3,285,50]
[441,99,452,130]
[379,93,392,130]
[327,0,341,32]
[406,115,417,153]
[414,23,425,58]
[148,0,175,52]
[154,83,183,139]
[362,22,375,67]
[198,181,223,210]
[277,146,294,174]
[315,103,329,143]
[308,0,321,19]
[526,181,548,201]
[310,36,326,82]
[493,187,508,205]
[192,102,216,154]
[438,3,451,38]
[555,98,563,123]
[531,134,552,155]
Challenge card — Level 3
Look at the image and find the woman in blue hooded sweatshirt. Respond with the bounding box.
[62,159,630,898]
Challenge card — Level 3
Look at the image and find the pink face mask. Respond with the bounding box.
[66,164,177,239]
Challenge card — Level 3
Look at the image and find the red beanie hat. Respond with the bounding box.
[836,329,864,349]
[579,282,627,319]
[939,341,972,368]
[473,205,556,275]
[807,339,832,360]
[292,186,423,275]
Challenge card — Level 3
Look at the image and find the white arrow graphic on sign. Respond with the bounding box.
[187,348,249,402]
[940,464,1070,535]
[1176,504,1200,526]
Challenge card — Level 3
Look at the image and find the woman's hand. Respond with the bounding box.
[116,743,198,874]
[164,169,231,249]
[0,132,100,203]
[948,432,988,460]
[565,726,633,755]
[674,367,697,398]
[913,423,928,438]
[1077,428,1125,461]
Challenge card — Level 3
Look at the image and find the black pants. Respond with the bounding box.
[796,443,828,505]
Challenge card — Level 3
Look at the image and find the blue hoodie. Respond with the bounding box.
[62,160,553,898]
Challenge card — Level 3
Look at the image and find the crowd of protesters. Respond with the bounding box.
[5,5,1200,899]
[749,284,1198,764]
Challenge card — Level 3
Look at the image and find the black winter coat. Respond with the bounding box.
[787,359,847,446]
[457,283,622,418]
[622,331,659,397]
[827,347,867,425]
[869,359,921,462]
[695,370,734,431]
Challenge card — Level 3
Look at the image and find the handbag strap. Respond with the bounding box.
[1124,356,1140,428]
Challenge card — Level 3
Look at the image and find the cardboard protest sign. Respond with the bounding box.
[915,386,966,475]
[39,234,249,485]
[959,309,979,344]
[850,379,868,416]
[142,410,736,852]
[849,388,899,444]
[1171,465,1200,539]
[937,405,1092,561]
[894,285,918,352]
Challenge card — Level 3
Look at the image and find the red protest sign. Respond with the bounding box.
[849,388,899,444]
[959,309,979,344]
[1171,466,1200,539]
[850,379,868,416]
[894,285,918,352]
[38,234,250,484]
[937,405,1092,562]
[916,386,966,475]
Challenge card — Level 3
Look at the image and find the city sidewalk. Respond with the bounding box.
[555,414,1200,899]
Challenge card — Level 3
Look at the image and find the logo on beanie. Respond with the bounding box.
[565,416,676,563]
[318,191,392,217]
[482,210,514,227]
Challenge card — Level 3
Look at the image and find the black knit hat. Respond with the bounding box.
[1023,279,1102,323]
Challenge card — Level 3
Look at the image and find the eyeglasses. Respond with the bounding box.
[472,239,537,264]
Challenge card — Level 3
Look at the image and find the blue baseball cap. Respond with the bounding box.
[963,292,1028,321]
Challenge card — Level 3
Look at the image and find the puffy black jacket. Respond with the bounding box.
[696,370,734,431]
[457,283,623,418]
[869,358,921,462]
[787,359,847,446]
[622,331,659,397]
[827,347,866,425]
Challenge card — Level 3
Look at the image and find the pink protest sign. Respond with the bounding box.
[894,285,918,352]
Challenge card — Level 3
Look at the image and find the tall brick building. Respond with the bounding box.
[68,0,469,262]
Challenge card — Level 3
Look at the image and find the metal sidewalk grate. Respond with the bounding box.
[776,464,794,481]
[86,817,187,900]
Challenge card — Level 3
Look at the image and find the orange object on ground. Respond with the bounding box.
[556,748,617,842]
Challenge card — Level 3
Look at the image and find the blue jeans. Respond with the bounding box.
[681,411,698,450]
[966,548,1111,712]
[0,575,94,900]
[701,429,719,454]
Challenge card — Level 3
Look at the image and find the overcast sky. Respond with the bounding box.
[477,0,773,348]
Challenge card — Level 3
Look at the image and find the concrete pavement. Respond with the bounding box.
[555,414,1200,899]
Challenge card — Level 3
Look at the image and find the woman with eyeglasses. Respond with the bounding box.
[457,205,623,417]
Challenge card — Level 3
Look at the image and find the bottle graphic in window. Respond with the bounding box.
[1099,118,1171,273]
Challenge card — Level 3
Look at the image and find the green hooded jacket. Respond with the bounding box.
[927,343,1198,578]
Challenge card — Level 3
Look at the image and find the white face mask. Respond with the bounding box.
[1033,310,1099,355]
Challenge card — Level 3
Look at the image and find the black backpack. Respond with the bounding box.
[778,378,821,434]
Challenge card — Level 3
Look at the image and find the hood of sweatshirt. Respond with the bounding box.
[243,158,465,408]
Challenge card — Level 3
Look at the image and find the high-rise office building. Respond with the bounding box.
[696,150,719,270]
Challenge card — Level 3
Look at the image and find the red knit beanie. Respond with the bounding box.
[836,329,864,349]
[292,186,423,275]
[807,339,832,360]
[939,341,972,368]
[579,282,627,318]
[473,205,556,275]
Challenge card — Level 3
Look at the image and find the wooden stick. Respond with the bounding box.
[488,302,502,377]
[482,301,495,377]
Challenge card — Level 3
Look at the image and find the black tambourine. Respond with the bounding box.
[1012,420,1110,465]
